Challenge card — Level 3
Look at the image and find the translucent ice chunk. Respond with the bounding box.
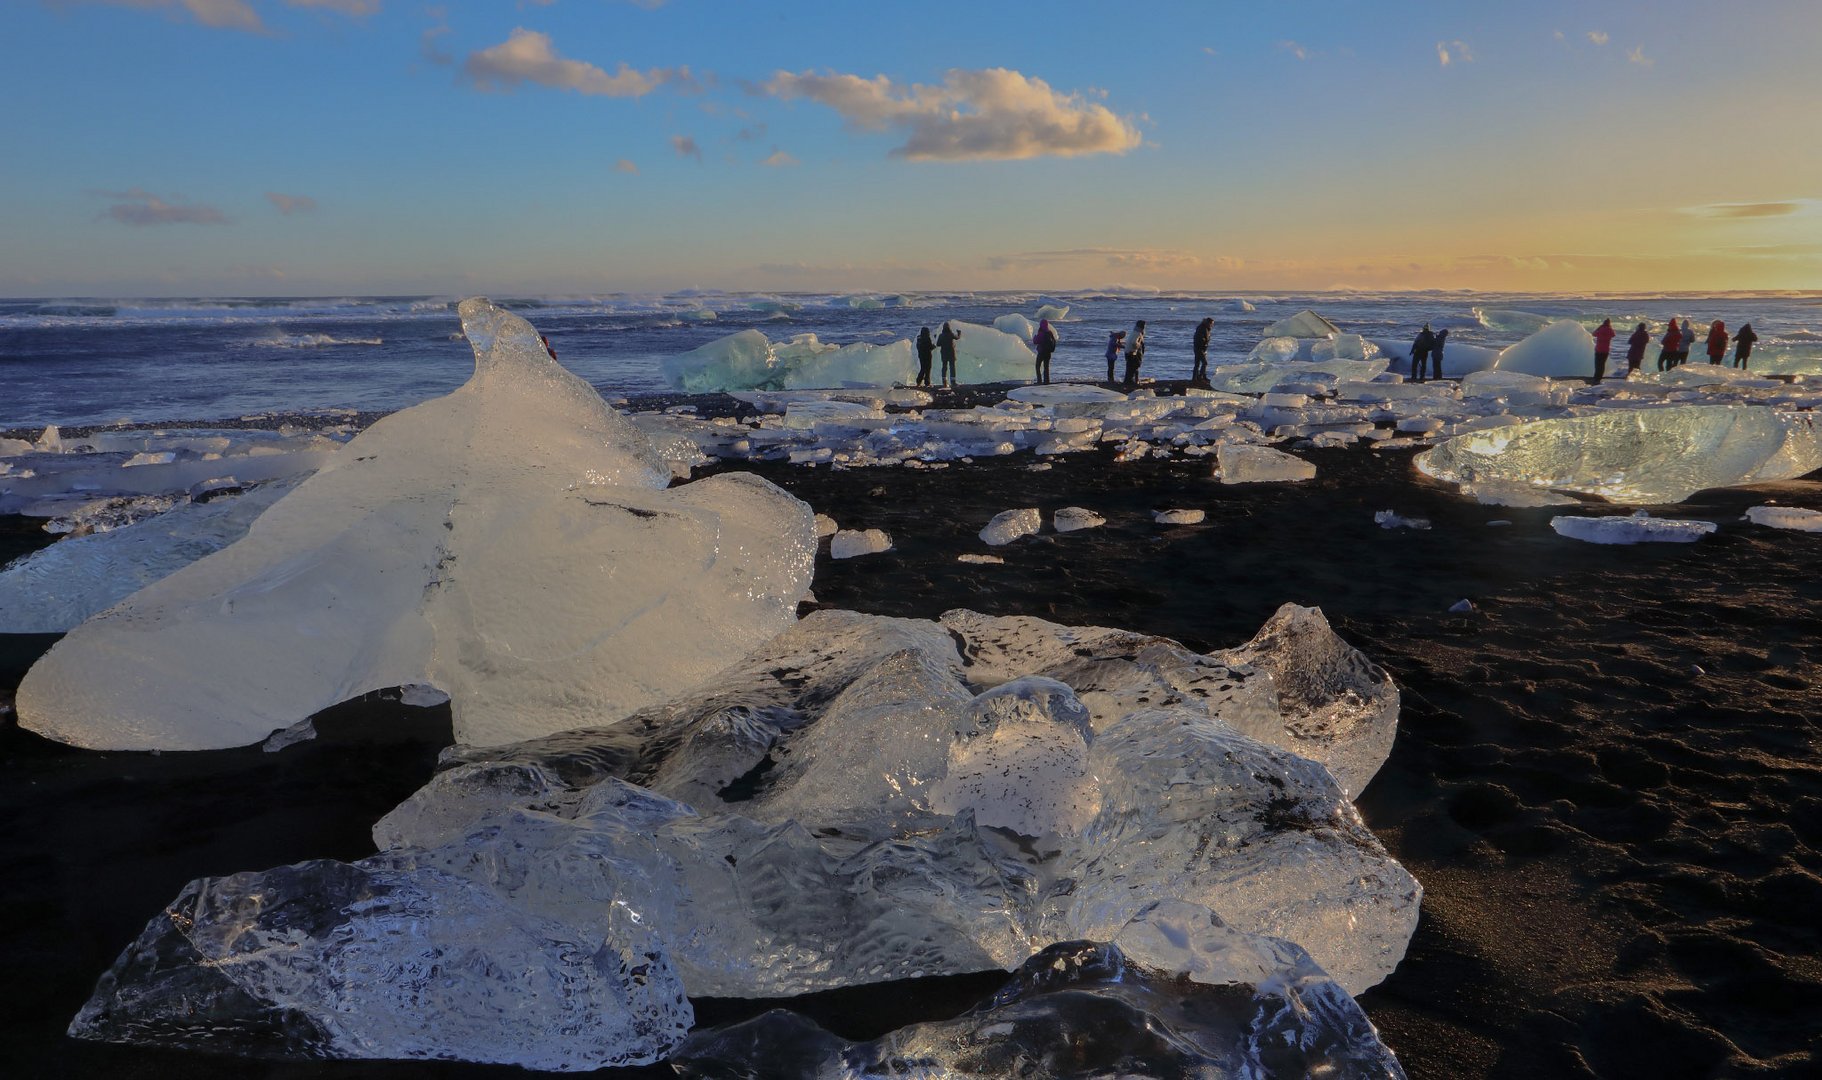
[1262,309,1342,339]
[927,677,1100,836]
[1153,508,1205,524]
[1551,512,1717,544]
[1494,319,1599,378]
[1417,405,1822,504]
[992,313,1035,340]
[1745,504,1822,532]
[1052,506,1105,532]
[947,320,1037,384]
[18,299,814,750]
[979,507,1041,545]
[829,527,892,558]
[1217,444,1317,484]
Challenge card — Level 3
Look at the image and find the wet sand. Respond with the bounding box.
[2,409,1819,1077]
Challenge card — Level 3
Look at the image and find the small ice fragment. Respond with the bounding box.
[830,528,893,559]
[1216,444,1317,484]
[1374,510,1431,530]
[399,683,451,707]
[980,508,1042,546]
[1486,520,1512,527]
[1448,599,1474,613]
[1745,505,1822,532]
[813,513,839,538]
[957,554,1004,565]
[260,718,316,753]
[1053,507,1105,533]
[1550,513,1717,544]
[1691,664,1706,676]
[1153,508,1205,525]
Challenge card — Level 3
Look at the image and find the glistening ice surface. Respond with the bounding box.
[16,299,815,750]
[73,606,1418,1068]
[1415,405,1822,504]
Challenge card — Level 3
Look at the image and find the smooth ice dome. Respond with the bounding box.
[1153,508,1205,525]
[73,606,1416,1068]
[1494,319,1598,378]
[1552,513,1717,544]
[1218,443,1318,484]
[980,507,1042,545]
[1417,405,1822,504]
[17,299,816,750]
[829,527,892,558]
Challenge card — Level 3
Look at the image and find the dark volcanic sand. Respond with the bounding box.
[4,423,1821,1077]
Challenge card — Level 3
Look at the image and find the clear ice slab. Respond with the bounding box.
[73,607,1417,1067]
[1416,404,1822,504]
[17,299,816,750]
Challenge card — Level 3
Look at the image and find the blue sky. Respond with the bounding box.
[5,0,1819,295]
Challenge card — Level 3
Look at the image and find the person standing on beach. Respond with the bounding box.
[1592,318,1616,382]
[1104,330,1126,384]
[914,327,935,387]
[1122,320,1146,389]
[1626,322,1651,374]
[1733,323,1759,368]
[1191,317,1213,382]
[1431,329,1448,379]
[1705,320,1729,365]
[1680,319,1696,367]
[1032,318,1058,385]
[1410,324,1435,382]
[1658,320,1681,371]
[937,322,961,388]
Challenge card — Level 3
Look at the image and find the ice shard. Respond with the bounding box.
[17,299,815,750]
[73,607,1416,1066]
[1416,404,1822,504]
[1262,309,1343,339]
[673,902,1407,1079]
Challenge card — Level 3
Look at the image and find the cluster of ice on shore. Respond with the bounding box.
[71,605,1416,1069]
[663,321,1034,392]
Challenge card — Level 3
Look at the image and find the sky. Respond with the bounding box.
[4,0,1820,296]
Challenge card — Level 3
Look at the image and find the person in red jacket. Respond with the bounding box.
[1705,320,1728,364]
[1591,318,1616,382]
[1626,323,1650,373]
[1657,320,1682,371]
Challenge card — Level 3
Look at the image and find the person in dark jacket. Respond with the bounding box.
[937,322,961,387]
[1122,320,1146,389]
[1592,318,1616,382]
[1104,330,1126,384]
[1658,320,1682,371]
[914,327,935,387]
[1191,317,1214,382]
[1431,329,1449,379]
[1032,318,1058,384]
[1626,322,1650,373]
[1733,323,1759,368]
[1679,319,1696,367]
[1705,320,1728,365]
[1410,324,1436,382]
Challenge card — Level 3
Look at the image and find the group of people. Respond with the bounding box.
[1409,326,1451,382]
[912,323,965,388]
[912,317,1205,391]
[1591,318,1759,381]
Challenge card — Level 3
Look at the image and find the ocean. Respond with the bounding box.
[4,291,1820,430]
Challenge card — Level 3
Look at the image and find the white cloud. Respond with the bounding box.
[1437,40,1473,67]
[671,134,701,161]
[462,28,688,97]
[1277,40,1312,61]
[91,0,378,32]
[760,147,797,167]
[265,191,317,214]
[1627,45,1653,67]
[614,158,639,174]
[288,0,380,15]
[91,187,230,226]
[762,67,1141,162]
[1587,30,1609,45]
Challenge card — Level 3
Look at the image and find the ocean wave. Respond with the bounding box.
[246,334,384,349]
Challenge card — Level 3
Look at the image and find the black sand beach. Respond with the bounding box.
[3,394,1820,1078]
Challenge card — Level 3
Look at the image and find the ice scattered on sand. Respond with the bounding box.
[1745,505,1822,532]
[1218,444,1317,484]
[72,605,1416,1068]
[1053,506,1105,532]
[980,507,1042,545]
[1375,510,1431,530]
[1551,511,1718,544]
[829,527,893,558]
[957,553,1004,564]
[1153,508,1205,525]
[17,299,816,751]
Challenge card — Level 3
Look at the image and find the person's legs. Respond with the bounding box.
[1594,352,1607,383]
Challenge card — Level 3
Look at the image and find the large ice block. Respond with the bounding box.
[1262,309,1343,339]
[1416,404,1822,504]
[17,299,816,750]
[1494,319,1599,378]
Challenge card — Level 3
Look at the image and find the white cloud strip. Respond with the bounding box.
[763,67,1141,161]
[463,28,691,97]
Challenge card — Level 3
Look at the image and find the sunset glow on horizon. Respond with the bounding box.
[6,0,1819,296]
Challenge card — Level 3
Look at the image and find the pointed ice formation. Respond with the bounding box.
[1494,319,1599,377]
[72,605,1416,1068]
[1416,404,1822,504]
[1262,309,1343,339]
[18,299,816,750]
